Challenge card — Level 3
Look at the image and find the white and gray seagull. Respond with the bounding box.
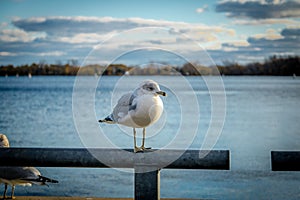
[0,134,58,199]
[99,80,166,152]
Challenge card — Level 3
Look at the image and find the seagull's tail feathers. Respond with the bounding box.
[21,175,59,185]
[98,115,116,124]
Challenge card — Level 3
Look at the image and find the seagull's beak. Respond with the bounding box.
[156,91,167,96]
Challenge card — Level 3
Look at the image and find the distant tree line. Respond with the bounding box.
[0,55,299,76]
[217,55,300,76]
[0,63,79,76]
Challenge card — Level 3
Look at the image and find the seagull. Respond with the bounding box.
[99,80,166,153]
[0,134,58,199]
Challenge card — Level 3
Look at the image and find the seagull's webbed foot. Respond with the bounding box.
[141,146,152,151]
[134,146,143,153]
[134,146,152,153]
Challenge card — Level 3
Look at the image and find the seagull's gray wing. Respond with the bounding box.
[112,92,137,122]
[99,92,137,124]
[0,167,39,181]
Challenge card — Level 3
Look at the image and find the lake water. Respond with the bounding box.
[0,75,300,199]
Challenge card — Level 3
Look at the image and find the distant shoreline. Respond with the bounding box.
[1,55,299,76]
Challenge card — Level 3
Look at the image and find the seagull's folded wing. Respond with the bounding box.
[112,92,136,121]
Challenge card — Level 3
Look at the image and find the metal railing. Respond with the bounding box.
[0,148,230,200]
[271,151,300,171]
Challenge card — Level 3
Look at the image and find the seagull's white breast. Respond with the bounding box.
[118,94,163,128]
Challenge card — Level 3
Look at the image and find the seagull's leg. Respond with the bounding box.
[3,183,7,199]
[141,128,151,150]
[141,127,146,150]
[133,128,139,153]
[133,128,144,153]
[11,185,15,199]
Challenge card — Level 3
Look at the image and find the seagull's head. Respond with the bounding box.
[138,80,166,97]
[0,134,9,148]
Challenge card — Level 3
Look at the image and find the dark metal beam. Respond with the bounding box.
[135,165,160,200]
[0,148,230,200]
[271,151,300,171]
[0,148,230,170]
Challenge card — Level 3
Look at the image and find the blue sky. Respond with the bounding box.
[0,0,299,66]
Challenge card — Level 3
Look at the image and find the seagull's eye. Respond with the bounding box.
[148,87,154,91]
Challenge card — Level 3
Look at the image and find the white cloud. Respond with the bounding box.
[219,0,287,4]
[252,28,284,40]
[33,51,66,57]
[270,52,296,57]
[216,0,300,19]
[0,16,240,65]
[0,22,8,28]
[0,29,31,42]
[223,46,239,52]
[0,28,46,42]
[0,52,17,56]
[228,40,250,47]
[196,5,208,13]
[0,51,65,57]
[233,18,299,25]
[12,16,235,42]
[3,15,298,65]
[4,16,238,62]
[56,33,115,44]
